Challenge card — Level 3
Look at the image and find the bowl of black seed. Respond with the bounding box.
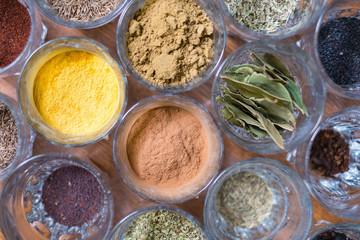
[314,0,360,100]
[308,223,360,240]
[33,0,128,29]
[0,93,34,183]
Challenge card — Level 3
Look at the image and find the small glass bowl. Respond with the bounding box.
[107,205,210,239]
[116,0,227,93]
[217,0,323,41]
[18,36,128,147]
[300,0,360,100]
[307,222,360,240]
[113,94,223,204]
[33,0,128,29]
[288,107,360,221]
[204,158,313,240]
[0,0,47,78]
[0,93,35,183]
[0,153,114,240]
[212,39,326,155]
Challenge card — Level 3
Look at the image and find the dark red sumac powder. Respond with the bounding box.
[0,0,31,68]
[41,166,104,227]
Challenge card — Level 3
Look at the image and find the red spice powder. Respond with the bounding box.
[0,0,31,68]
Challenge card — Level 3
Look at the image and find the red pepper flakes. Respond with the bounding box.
[0,0,31,68]
[41,166,104,227]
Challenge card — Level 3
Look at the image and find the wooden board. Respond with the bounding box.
[0,6,359,239]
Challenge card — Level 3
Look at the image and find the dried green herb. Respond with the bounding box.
[216,172,273,229]
[216,52,308,149]
[224,0,298,32]
[0,102,18,170]
[124,209,206,240]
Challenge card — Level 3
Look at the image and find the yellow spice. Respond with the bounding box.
[33,50,119,135]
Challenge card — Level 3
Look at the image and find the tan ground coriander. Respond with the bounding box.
[126,0,214,85]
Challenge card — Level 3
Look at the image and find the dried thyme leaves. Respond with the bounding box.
[0,102,18,170]
[216,172,273,229]
[46,0,121,22]
[124,210,206,240]
[224,0,298,32]
[216,52,307,149]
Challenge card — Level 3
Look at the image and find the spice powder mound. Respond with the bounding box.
[0,102,19,170]
[126,0,214,85]
[126,106,208,188]
[216,172,273,229]
[41,166,104,227]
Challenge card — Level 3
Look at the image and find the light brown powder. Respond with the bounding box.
[126,106,208,188]
[126,0,214,85]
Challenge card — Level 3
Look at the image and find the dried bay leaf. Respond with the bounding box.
[254,98,296,126]
[262,53,294,81]
[284,80,308,116]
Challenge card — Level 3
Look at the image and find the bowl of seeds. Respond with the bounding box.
[0,93,35,183]
[212,39,326,155]
[217,0,323,41]
[32,0,128,29]
[204,158,313,240]
[108,205,210,239]
[116,0,227,92]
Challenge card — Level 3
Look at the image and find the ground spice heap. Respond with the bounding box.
[46,0,121,22]
[124,210,206,239]
[126,106,208,187]
[33,50,119,135]
[224,0,298,32]
[0,0,31,68]
[0,102,18,170]
[41,166,104,226]
[313,230,354,240]
[216,172,273,229]
[318,17,360,85]
[126,0,214,85]
[310,129,350,177]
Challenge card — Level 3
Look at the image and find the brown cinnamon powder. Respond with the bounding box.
[126,106,208,188]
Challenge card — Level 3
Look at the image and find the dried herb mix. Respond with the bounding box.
[46,0,121,22]
[124,210,206,239]
[0,0,31,68]
[41,166,104,226]
[224,0,298,32]
[318,17,360,86]
[310,129,350,177]
[216,172,273,229]
[216,52,307,149]
[313,230,354,240]
[0,102,18,170]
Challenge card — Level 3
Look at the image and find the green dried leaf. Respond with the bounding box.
[274,123,294,131]
[248,125,268,139]
[262,53,294,81]
[254,98,296,126]
[284,80,309,116]
[256,113,285,149]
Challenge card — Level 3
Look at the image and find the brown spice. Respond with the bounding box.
[126,106,208,187]
[310,129,350,176]
[126,0,214,85]
[0,102,18,170]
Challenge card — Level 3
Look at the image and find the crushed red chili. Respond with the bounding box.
[41,165,104,226]
[0,0,31,68]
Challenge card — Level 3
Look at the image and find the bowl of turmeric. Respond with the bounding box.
[18,37,128,147]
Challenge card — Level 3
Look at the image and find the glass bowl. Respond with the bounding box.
[113,94,223,204]
[116,0,227,93]
[0,0,47,78]
[217,0,323,41]
[0,93,35,183]
[18,36,128,147]
[107,205,210,239]
[307,222,360,240]
[32,0,128,29]
[300,0,360,100]
[0,153,114,240]
[204,158,313,240]
[288,107,360,221]
[212,39,326,155]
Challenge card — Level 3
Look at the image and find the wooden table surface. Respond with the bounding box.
[0,5,360,239]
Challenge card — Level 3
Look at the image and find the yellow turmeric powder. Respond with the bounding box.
[33,50,119,135]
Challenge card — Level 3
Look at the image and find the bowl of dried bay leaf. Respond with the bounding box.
[212,39,326,155]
